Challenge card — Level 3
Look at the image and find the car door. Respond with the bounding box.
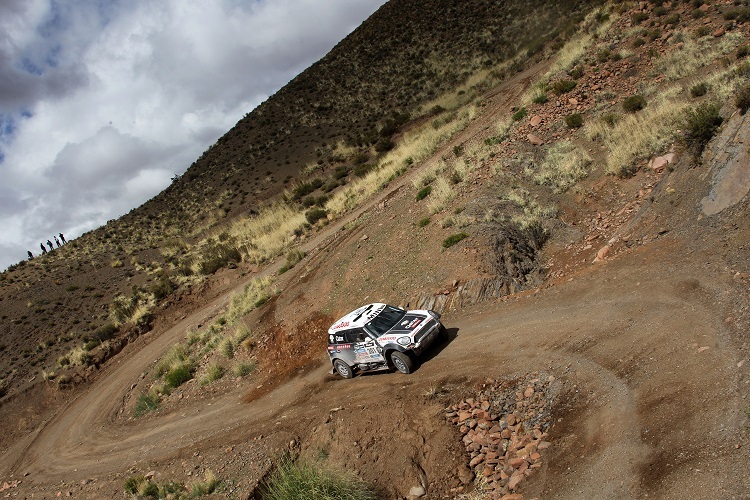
[329,330,357,367]
[346,328,385,364]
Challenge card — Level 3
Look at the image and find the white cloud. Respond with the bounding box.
[0,0,387,269]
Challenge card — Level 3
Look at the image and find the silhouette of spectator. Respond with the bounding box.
[27,250,33,260]
[54,236,61,248]
[59,233,66,244]
[40,243,47,255]
[46,240,53,251]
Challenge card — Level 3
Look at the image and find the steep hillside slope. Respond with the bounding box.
[1,1,750,498]
[0,0,603,402]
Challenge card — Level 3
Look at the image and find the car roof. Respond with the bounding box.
[328,303,388,334]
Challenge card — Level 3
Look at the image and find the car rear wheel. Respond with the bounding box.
[390,351,414,374]
[333,359,354,379]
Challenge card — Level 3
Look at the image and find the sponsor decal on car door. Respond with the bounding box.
[353,339,385,363]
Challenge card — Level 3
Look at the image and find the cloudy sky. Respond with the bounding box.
[0,0,387,271]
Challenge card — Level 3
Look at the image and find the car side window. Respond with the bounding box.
[344,328,367,343]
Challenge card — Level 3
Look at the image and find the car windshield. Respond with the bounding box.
[367,306,406,335]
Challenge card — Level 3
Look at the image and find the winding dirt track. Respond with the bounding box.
[2,61,749,498]
[3,234,748,498]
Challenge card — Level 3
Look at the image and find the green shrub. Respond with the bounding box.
[735,82,750,114]
[333,166,349,179]
[416,186,432,201]
[552,79,577,94]
[664,13,680,25]
[220,339,235,359]
[189,471,218,496]
[353,163,374,177]
[738,45,750,59]
[164,362,194,388]
[279,249,306,274]
[133,390,160,417]
[442,232,469,248]
[622,95,647,113]
[512,107,527,121]
[565,113,584,129]
[233,361,256,377]
[690,83,708,97]
[631,12,649,24]
[374,138,394,153]
[199,242,241,275]
[261,456,376,500]
[600,113,620,127]
[694,26,711,37]
[418,217,431,227]
[632,37,646,48]
[150,273,174,300]
[532,92,548,104]
[568,66,584,79]
[124,475,183,498]
[93,322,118,341]
[292,180,323,200]
[201,363,224,385]
[305,208,328,225]
[724,7,750,22]
[683,102,723,156]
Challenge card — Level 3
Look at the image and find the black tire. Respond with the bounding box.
[390,351,415,374]
[333,359,354,379]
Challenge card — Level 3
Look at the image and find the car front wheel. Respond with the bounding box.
[333,359,354,379]
[390,351,414,374]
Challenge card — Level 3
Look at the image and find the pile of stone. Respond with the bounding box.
[445,373,559,499]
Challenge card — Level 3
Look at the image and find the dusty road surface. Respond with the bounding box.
[2,224,749,498]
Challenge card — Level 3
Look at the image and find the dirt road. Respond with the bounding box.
[2,59,749,498]
[2,226,749,498]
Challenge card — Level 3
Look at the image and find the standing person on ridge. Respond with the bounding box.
[59,233,66,244]
[40,243,47,254]
[54,236,61,248]
[46,240,53,251]
[27,250,33,260]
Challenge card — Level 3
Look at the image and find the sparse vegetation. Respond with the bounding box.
[682,102,723,157]
[690,82,708,97]
[416,186,432,201]
[279,249,305,274]
[442,232,469,248]
[261,456,376,500]
[622,95,647,113]
[232,360,256,377]
[133,390,160,417]
[124,474,184,498]
[735,82,750,114]
[532,140,591,192]
[200,363,225,385]
[552,79,577,95]
[564,113,584,129]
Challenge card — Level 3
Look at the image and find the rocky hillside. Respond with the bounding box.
[0,0,603,400]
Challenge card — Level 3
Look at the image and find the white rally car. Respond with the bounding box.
[327,303,446,379]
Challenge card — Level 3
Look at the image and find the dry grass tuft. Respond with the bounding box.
[530,141,592,192]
